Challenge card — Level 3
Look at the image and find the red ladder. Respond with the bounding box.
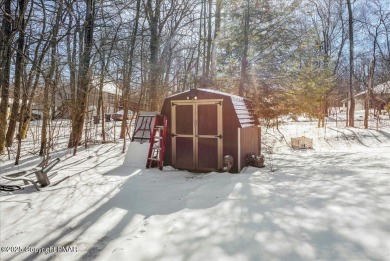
[146,114,167,170]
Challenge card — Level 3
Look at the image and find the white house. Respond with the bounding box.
[341,81,390,111]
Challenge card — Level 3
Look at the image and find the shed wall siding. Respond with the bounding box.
[239,126,261,171]
[160,89,258,173]
[222,98,239,173]
[161,100,173,166]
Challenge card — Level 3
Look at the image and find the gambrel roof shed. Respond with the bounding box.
[161,88,260,173]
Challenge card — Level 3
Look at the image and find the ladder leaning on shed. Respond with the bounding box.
[146,114,167,170]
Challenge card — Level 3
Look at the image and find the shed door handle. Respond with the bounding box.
[215,134,223,139]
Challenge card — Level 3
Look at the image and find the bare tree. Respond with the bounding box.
[145,0,196,110]
[120,0,141,140]
[40,0,64,156]
[307,0,347,127]
[0,0,13,154]
[145,0,161,111]
[69,0,96,155]
[6,0,28,147]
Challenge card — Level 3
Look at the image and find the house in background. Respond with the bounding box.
[2,86,43,120]
[89,80,122,114]
[341,81,390,111]
[55,80,122,119]
[55,79,148,120]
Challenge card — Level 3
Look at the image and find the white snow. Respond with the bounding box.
[1,121,390,261]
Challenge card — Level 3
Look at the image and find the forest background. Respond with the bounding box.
[1,0,389,159]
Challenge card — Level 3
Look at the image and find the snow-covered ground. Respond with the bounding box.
[1,121,390,261]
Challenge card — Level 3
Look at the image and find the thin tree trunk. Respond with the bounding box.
[15,12,50,163]
[211,0,222,79]
[122,79,147,153]
[205,0,212,80]
[40,0,62,156]
[40,79,51,156]
[101,98,106,142]
[239,0,250,97]
[346,0,355,127]
[52,65,59,119]
[346,93,349,127]
[202,0,207,78]
[97,66,105,142]
[121,0,141,139]
[66,6,78,144]
[20,1,51,141]
[364,23,379,129]
[364,59,376,129]
[195,0,204,85]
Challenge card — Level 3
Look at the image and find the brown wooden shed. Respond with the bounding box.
[160,88,260,173]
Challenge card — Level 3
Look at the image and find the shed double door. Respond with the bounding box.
[171,100,223,171]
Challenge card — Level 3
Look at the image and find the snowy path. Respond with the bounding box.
[1,126,390,261]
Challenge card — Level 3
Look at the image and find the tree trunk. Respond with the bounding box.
[40,80,50,156]
[202,0,207,78]
[20,11,51,141]
[239,0,250,97]
[364,22,379,129]
[40,0,63,156]
[120,58,130,139]
[6,0,27,147]
[97,65,105,142]
[147,0,161,112]
[346,0,355,127]
[66,5,78,142]
[211,0,222,79]
[121,0,141,139]
[346,93,349,127]
[205,0,213,80]
[69,0,95,153]
[365,55,376,128]
[0,0,13,154]
[96,79,103,121]
[195,0,204,85]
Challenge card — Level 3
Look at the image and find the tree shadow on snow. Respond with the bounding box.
[10,163,237,261]
[6,148,390,261]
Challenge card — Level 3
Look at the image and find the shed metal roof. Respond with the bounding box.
[167,88,258,127]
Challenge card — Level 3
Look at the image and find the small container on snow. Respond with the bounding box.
[291,136,313,149]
